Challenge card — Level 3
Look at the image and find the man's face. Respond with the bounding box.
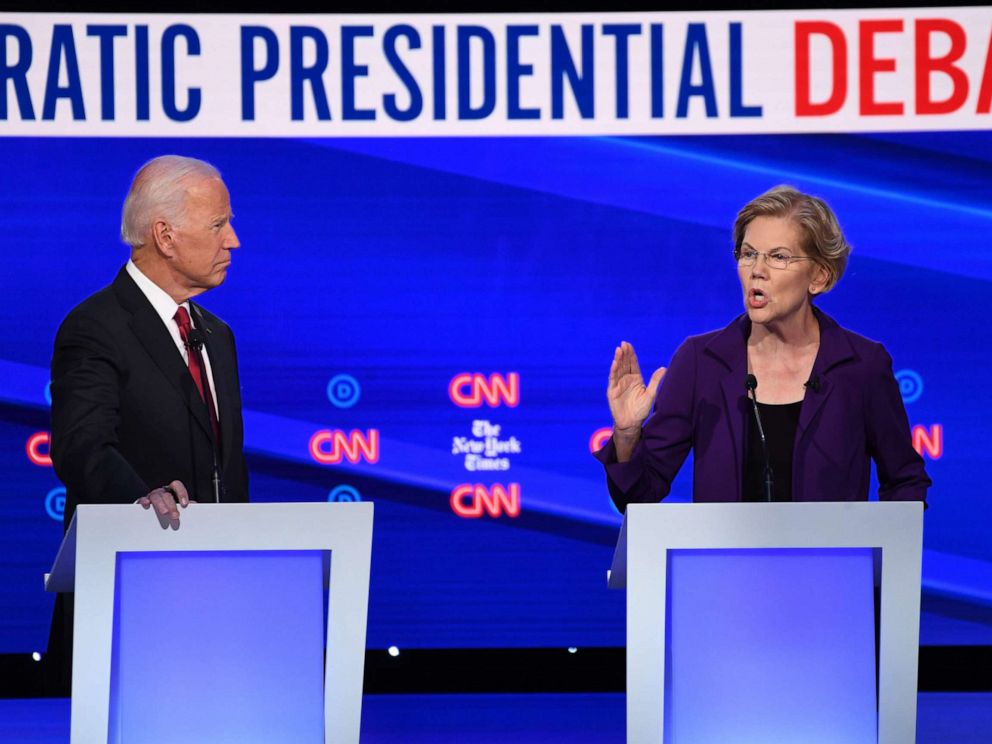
[169,176,239,298]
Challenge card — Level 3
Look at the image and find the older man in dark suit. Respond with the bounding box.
[46,155,248,690]
[51,155,248,525]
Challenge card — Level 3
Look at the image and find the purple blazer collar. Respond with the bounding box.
[702,307,859,499]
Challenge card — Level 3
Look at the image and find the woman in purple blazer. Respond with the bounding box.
[596,185,930,511]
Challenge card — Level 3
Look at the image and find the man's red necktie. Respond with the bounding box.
[173,306,221,447]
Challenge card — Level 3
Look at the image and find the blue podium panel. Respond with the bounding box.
[109,551,326,744]
[665,548,876,744]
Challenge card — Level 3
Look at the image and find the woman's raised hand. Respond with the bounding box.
[607,342,666,436]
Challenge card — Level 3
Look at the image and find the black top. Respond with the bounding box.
[744,400,803,502]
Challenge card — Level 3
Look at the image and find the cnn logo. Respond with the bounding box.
[912,424,943,460]
[449,373,519,408]
[588,427,613,452]
[450,483,521,518]
[26,432,52,466]
[309,429,380,464]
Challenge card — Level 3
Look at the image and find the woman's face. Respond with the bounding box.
[738,216,828,327]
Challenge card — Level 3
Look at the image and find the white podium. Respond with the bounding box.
[46,502,374,744]
[609,502,924,744]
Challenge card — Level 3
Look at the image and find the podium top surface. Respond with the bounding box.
[45,501,374,594]
[608,501,923,589]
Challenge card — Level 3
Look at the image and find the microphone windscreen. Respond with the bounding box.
[186,329,206,351]
[745,374,758,391]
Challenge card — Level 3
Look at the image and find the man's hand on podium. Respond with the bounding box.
[138,480,193,530]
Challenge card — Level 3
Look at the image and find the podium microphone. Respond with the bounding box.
[745,375,774,502]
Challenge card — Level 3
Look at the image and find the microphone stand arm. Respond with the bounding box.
[746,380,774,503]
[187,333,223,504]
[193,359,222,504]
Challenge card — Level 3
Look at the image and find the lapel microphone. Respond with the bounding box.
[804,375,821,393]
[185,328,206,352]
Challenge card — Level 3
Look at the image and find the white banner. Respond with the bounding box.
[1,8,990,136]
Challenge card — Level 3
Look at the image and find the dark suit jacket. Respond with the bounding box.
[51,266,248,528]
[45,266,249,691]
[596,309,930,511]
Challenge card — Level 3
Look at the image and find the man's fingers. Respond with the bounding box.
[152,489,179,519]
[162,493,180,520]
[155,506,179,530]
[160,492,180,529]
[149,491,180,525]
[645,366,667,399]
[140,487,184,529]
[145,492,179,530]
[168,480,190,507]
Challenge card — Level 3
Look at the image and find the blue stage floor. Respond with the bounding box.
[1,693,990,742]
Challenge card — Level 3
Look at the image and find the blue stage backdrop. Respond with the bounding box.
[3,7,992,653]
[1,133,990,653]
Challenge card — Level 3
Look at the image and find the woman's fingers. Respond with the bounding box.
[645,367,667,399]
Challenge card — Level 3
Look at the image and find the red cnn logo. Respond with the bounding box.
[309,429,380,464]
[589,427,613,453]
[450,483,521,518]
[27,432,52,466]
[448,373,520,408]
[912,424,943,460]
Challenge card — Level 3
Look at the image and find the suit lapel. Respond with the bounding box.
[113,268,214,442]
[796,309,856,443]
[706,315,750,501]
[191,303,235,467]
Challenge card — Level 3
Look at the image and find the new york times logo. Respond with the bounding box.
[452,420,521,471]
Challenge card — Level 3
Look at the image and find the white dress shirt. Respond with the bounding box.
[125,259,220,414]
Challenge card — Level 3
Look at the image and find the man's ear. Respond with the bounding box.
[151,218,175,257]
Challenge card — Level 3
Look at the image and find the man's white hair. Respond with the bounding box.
[120,155,221,248]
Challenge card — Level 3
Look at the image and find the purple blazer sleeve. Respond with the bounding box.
[593,338,696,512]
[865,344,931,502]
